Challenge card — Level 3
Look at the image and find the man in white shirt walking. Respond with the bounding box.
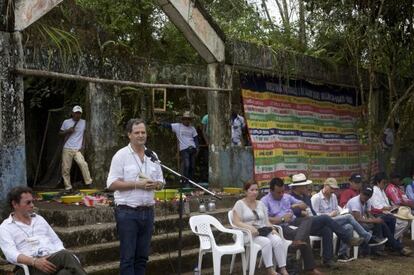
[107,118,164,275]
[230,110,246,146]
[59,105,92,191]
[0,186,86,275]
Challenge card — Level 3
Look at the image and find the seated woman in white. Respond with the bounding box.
[232,180,289,275]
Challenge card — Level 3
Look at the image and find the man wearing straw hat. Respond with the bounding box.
[157,111,199,185]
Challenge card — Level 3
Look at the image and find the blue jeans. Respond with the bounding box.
[180,147,196,183]
[310,215,351,261]
[334,214,372,256]
[115,206,154,275]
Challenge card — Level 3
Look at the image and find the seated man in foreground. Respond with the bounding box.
[0,186,86,275]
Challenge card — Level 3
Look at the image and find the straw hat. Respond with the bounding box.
[289,173,312,187]
[393,206,414,220]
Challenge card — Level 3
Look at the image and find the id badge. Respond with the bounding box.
[136,172,150,181]
[26,236,40,247]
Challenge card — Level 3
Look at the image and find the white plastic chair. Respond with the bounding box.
[228,210,262,275]
[16,264,30,275]
[189,214,246,275]
[411,220,414,240]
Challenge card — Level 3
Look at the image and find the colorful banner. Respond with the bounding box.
[241,75,375,186]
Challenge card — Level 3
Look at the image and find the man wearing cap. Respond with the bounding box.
[59,105,92,191]
[346,186,412,256]
[311,178,383,261]
[385,172,414,209]
[157,111,199,184]
[370,172,409,240]
[339,173,362,208]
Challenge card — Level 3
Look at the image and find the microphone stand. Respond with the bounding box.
[147,155,221,275]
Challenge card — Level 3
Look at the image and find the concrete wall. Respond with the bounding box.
[0,32,26,216]
[216,146,254,187]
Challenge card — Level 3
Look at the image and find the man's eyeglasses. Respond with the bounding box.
[23,200,34,205]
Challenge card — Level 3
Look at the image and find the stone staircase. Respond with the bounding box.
[0,195,242,274]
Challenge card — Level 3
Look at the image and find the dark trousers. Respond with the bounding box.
[361,219,402,254]
[309,215,352,262]
[115,206,154,275]
[180,147,196,183]
[19,250,86,275]
[282,217,316,271]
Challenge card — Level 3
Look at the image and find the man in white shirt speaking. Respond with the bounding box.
[59,105,92,191]
[0,186,86,274]
[107,118,164,275]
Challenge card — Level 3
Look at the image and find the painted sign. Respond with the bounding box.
[15,0,63,31]
[241,74,377,186]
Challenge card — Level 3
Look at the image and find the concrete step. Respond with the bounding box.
[35,194,240,227]
[55,209,230,248]
[70,226,234,265]
[84,247,241,275]
[54,222,117,248]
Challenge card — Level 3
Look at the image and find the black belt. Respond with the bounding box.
[117,205,153,211]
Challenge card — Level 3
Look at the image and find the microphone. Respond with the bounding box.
[144,149,160,163]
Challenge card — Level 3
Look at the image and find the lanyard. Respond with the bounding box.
[12,216,35,238]
[128,144,147,177]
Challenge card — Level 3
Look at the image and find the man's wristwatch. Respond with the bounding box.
[281,217,285,223]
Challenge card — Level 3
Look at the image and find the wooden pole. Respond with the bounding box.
[14,68,232,92]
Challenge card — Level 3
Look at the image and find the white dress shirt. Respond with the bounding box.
[60,118,86,150]
[0,214,64,264]
[371,185,391,209]
[311,190,339,215]
[107,144,165,207]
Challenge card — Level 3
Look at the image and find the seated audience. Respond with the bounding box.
[310,178,384,261]
[403,172,414,201]
[262,175,363,273]
[0,186,87,275]
[232,180,288,275]
[339,173,362,208]
[370,172,409,240]
[346,185,412,256]
[386,172,414,209]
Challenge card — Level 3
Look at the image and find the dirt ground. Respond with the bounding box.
[183,237,414,275]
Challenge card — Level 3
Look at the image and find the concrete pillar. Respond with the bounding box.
[0,31,26,216]
[85,83,121,188]
[207,63,232,188]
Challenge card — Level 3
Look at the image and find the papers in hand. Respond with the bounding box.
[339,208,350,215]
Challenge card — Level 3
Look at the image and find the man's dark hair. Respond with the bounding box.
[7,186,33,209]
[373,172,388,185]
[126,118,146,133]
[269,177,284,190]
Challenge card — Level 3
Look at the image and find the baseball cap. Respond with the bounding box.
[324,178,339,189]
[361,185,373,197]
[72,105,83,113]
[349,173,362,183]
